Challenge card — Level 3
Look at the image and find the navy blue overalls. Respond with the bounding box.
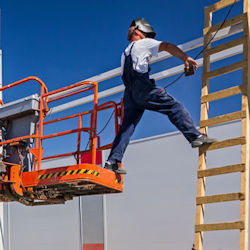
[107,42,201,163]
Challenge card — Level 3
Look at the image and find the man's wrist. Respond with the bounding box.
[182,55,189,62]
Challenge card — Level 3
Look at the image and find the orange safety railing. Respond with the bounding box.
[38,80,98,170]
[41,101,121,165]
[0,76,122,172]
[0,77,49,170]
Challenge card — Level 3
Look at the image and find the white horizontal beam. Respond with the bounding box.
[47,22,243,102]
[48,44,243,114]
[48,85,125,114]
[153,44,243,81]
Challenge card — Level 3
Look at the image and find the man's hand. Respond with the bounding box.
[159,42,198,74]
[184,57,198,76]
[184,56,198,71]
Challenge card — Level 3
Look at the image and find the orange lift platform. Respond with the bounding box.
[0,77,124,206]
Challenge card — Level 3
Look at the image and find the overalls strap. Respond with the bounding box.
[123,42,136,57]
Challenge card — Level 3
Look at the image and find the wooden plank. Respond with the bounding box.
[206,0,241,13]
[199,137,246,152]
[195,9,212,250]
[198,164,245,177]
[195,221,244,232]
[204,13,246,35]
[200,111,246,127]
[204,61,246,80]
[196,192,245,205]
[50,34,244,115]
[204,36,245,57]
[201,85,243,103]
[240,2,250,249]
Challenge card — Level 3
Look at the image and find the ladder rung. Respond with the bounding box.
[201,85,243,103]
[200,111,246,127]
[198,164,245,177]
[196,192,245,205]
[195,221,244,232]
[204,61,246,80]
[204,37,245,57]
[204,14,246,35]
[200,137,246,152]
[205,0,241,13]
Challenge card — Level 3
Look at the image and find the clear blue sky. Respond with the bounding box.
[0,0,244,155]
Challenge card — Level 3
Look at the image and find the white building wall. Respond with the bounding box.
[104,121,248,250]
[2,121,250,250]
[0,45,4,250]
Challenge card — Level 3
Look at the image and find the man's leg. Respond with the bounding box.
[143,87,215,145]
[106,106,144,173]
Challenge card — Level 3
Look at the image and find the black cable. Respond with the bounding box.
[162,0,237,90]
[194,0,237,60]
[161,72,185,89]
[77,1,238,160]
[97,111,115,136]
[73,110,115,163]
[84,140,90,152]
[83,110,115,152]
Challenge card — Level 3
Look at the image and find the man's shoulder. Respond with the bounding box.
[137,38,160,44]
[134,38,162,49]
[121,38,162,57]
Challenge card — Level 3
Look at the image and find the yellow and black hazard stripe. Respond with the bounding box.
[37,169,100,180]
[115,179,123,184]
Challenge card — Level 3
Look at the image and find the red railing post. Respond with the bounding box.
[77,115,82,164]
[91,84,98,165]
[38,86,45,170]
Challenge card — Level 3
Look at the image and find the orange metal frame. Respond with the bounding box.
[40,100,121,163]
[0,77,105,170]
[0,76,49,167]
[0,76,123,205]
[41,79,99,169]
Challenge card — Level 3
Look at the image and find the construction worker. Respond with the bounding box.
[105,18,216,175]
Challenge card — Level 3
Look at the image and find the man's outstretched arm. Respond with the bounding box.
[159,42,198,71]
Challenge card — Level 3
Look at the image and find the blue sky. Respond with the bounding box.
[0,0,244,155]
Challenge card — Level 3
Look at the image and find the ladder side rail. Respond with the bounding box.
[240,1,250,249]
[193,1,250,249]
[194,8,212,250]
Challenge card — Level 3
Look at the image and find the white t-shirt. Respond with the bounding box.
[121,38,162,74]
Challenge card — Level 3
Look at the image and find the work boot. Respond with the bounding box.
[191,134,217,148]
[104,161,127,175]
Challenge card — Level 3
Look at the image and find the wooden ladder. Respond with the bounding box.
[194,0,250,249]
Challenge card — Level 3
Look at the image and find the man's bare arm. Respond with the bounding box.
[159,42,198,70]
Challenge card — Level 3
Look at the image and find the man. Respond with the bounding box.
[105,18,216,175]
